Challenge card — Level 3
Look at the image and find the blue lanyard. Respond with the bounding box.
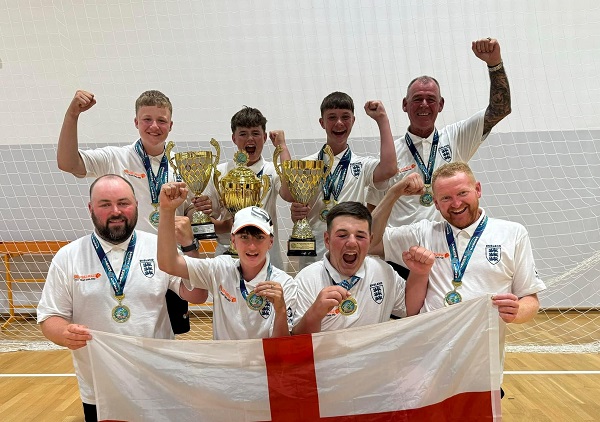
[239,263,273,301]
[134,139,169,204]
[405,129,439,184]
[445,215,488,284]
[91,232,137,297]
[319,145,351,202]
[335,275,360,291]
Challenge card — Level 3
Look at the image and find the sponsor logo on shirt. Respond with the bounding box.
[398,163,417,174]
[74,273,102,281]
[326,307,341,317]
[219,285,237,303]
[124,169,146,179]
[434,252,450,259]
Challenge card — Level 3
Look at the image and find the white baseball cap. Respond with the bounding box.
[232,206,274,236]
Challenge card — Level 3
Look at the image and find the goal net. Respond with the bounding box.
[1,0,599,353]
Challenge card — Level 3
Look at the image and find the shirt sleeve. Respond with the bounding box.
[79,146,115,177]
[510,226,547,297]
[37,257,73,323]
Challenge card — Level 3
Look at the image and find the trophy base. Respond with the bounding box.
[192,222,218,240]
[287,238,317,257]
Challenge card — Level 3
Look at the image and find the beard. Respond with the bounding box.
[91,209,138,244]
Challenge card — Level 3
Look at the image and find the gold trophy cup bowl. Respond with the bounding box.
[216,150,271,256]
[274,145,333,256]
[166,139,220,240]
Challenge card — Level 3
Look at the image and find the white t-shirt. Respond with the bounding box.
[293,255,407,332]
[366,110,487,227]
[80,141,188,233]
[182,254,296,340]
[208,156,284,269]
[37,230,181,404]
[383,209,547,313]
[297,147,383,264]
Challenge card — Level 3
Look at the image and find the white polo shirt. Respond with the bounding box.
[182,254,296,340]
[298,147,383,264]
[80,141,188,233]
[383,209,547,313]
[37,230,181,404]
[293,255,407,332]
[366,110,487,227]
[209,156,284,269]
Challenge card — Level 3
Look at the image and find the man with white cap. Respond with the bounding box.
[158,181,296,339]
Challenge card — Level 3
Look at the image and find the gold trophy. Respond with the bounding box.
[274,145,333,256]
[166,139,220,240]
[216,150,270,256]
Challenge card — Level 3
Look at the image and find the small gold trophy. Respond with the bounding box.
[274,145,333,256]
[166,139,220,240]
[216,150,270,256]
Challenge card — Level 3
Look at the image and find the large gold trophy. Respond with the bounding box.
[166,139,220,240]
[216,150,270,256]
[274,145,333,256]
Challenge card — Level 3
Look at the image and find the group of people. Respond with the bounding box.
[36,37,546,421]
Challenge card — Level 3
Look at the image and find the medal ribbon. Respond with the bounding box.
[134,139,169,204]
[335,275,360,291]
[445,215,488,285]
[91,232,137,297]
[405,129,439,185]
[239,263,273,301]
[319,145,351,202]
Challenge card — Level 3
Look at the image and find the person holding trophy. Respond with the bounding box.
[56,89,211,334]
[189,106,293,270]
[284,92,398,265]
[158,182,296,340]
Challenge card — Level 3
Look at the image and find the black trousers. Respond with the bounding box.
[83,403,97,422]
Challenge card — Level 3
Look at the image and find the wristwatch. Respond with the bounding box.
[180,238,199,252]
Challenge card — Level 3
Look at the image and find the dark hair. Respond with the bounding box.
[320,91,354,115]
[326,201,372,232]
[89,174,136,199]
[233,226,273,238]
[135,90,173,114]
[405,76,441,97]
[230,106,267,133]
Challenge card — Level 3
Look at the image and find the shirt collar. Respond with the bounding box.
[406,128,439,144]
[246,156,265,173]
[449,208,486,238]
[237,253,271,284]
[94,231,135,253]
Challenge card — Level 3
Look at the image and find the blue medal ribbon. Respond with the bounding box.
[319,145,352,203]
[405,129,439,185]
[91,232,137,297]
[134,139,169,205]
[445,215,488,288]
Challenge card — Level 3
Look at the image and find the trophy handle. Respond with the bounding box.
[322,145,334,179]
[165,141,179,176]
[272,145,283,178]
[258,174,271,207]
[210,138,221,169]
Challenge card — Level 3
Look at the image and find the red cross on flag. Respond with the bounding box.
[88,295,502,421]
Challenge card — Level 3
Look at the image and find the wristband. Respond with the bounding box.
[181,238,199,252]
[488,61,503,72]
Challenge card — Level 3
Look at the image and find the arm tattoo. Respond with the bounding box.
[483,67,511,136]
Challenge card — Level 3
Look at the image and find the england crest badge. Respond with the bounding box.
[438,145,452,162]
[139,259,156,277]
[486,245,501,265]
[370,282,384,304]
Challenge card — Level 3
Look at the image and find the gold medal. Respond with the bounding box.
[112,294,130,322]
[444,289,462,307]
[419,185,434,207]
[246,290,266,311]
[338,297,358,316]
[149,204,160,228]
[320,200,337,222]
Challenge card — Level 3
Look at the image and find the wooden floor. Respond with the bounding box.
[1,350,599,421]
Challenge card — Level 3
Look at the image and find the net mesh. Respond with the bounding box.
[1,0,599,352]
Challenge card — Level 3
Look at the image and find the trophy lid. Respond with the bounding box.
[221,150,261,185]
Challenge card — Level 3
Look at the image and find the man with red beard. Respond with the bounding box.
[37,175,206,422]
[292,199,434,335]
